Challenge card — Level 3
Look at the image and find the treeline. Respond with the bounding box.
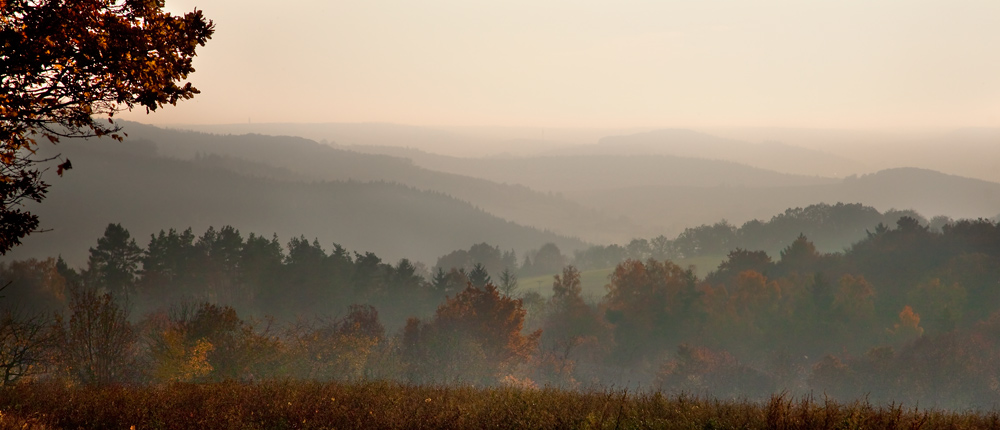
[435,241,567,279]
[573,202,937,269]
[6,225,448,325]
[4,215,1000,409]
[588,215,1000,408]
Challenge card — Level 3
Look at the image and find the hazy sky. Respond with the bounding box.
[121,1,1000,129]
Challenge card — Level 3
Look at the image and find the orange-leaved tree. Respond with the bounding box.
[0,0,214,252]
[603,259,700,366]
[402,283,540,385]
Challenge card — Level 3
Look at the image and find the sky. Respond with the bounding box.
[121,1,1000,129]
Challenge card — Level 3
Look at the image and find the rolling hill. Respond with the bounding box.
[341,145,838,193]
[587,128,865,177]
[12,122,998,266]
[8,138,587,267]
[570,168,1000,237]
[113,122,636,244]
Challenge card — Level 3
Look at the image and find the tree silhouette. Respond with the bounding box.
[497,267,519,297]
[84,223,141,302]
[430,267,468,298]
[196,226,244,305]
[537,265,603,387]
[140,228,200,303]
[706,248,773,285]
[0,0,213,252]
[0,308,54,385]
[524,243,565,276]
[467,263,491,288]
[55,288,137,385]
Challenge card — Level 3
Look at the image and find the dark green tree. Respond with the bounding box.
[196,226,245,305]
[526,243,565,276]
[238,233,283,311]
[468,263,491,288]
[387,259,424,296]
[351,251,384,300]
[498,267,519,297]
[84,223,141,302]
[775,233,820,275]
[379,258,430,324]
[706,248,773,285]
[276,237,331,317]
[140,228,201,302]
[430,267,468,298]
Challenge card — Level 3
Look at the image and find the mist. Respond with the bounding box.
[4,119,1000,410]
[5,0,1000,417]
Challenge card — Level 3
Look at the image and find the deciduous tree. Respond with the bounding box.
[402,283,539,385]
[0,307,54,385]
[603,259,700,365]
[0,0,213,252]
[55,287,137,385]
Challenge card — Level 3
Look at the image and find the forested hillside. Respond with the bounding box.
[37,123,998,246]
[572,202,930,270]
[8,138,585,266]
[342,144,837,191]
[115,122,633,243]
[326,127,1000,239]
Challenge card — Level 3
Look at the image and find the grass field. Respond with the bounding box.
[520,255,726,300]
[1,381,995,430]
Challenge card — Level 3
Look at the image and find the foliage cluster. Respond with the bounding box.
[0,0,213,252]
[4,214,1000,409]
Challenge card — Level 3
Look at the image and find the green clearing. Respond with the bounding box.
[518,255,726,300]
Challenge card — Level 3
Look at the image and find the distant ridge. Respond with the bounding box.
[343,144,838,192]
[572,167,1000,237]
[18,122,997,262]
[113,122,636,244]
[590,128,865,177]
[839,167,1000,219]
[126,123,1000,241]
[10,138,587,267]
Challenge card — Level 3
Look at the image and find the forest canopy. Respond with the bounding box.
[4,211,1000,409]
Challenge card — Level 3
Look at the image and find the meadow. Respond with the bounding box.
[2,381,998,430]
[519,254,726,299]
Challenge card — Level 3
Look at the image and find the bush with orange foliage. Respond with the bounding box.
[402,283,540,386]
[655,344,773,400]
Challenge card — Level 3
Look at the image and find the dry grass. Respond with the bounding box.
[1,381,998,430]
